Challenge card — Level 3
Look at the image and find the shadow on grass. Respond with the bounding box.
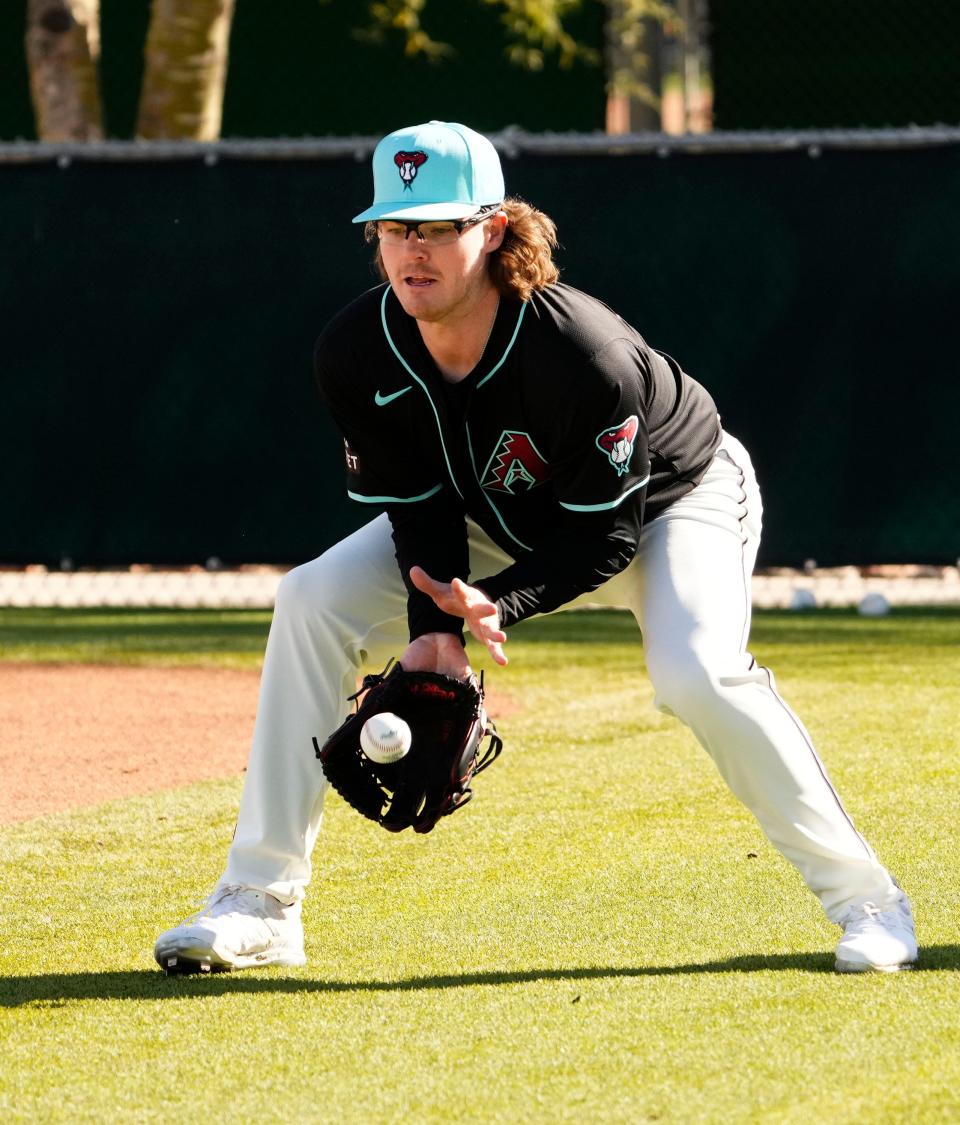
[4,946,959,1007]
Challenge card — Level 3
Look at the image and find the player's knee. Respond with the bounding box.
[274,556,339,618]
[648,654,724,722]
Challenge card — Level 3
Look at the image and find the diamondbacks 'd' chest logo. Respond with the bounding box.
[395,150,428,191]
[596,416,639,476]
[481,431,550,494]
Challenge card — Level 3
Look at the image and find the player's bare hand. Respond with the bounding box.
[409,566,508,666]
[399,632,473,680]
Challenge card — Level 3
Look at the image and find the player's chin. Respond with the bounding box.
[394,281,444,317]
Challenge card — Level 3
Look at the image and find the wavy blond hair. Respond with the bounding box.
[364,196,560,301]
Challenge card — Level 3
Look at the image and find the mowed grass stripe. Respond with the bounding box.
[1,608,958,1122]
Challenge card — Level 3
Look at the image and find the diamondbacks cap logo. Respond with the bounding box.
[596,416,639,476]
[394,150,428,191]
[482,431,550,494]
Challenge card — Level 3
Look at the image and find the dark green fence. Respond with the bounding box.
[711,0,960,130]
[2,133,958,568]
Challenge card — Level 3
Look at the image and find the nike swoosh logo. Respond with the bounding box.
[374,386,413,406]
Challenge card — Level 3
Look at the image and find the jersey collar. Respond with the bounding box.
[381,285,526,390]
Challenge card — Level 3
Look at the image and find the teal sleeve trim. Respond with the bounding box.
[558,475,651,512]
[347,483,443,504]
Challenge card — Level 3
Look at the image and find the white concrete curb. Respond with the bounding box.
[2,565,959,610]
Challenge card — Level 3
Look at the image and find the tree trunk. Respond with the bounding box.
[26,0,103,141]
[136,0,237,141]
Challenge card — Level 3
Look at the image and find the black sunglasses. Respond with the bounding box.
[369,204,503,246]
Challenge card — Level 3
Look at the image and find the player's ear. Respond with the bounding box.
[485,211,508,253]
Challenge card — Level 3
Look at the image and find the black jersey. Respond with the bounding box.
[315,282,720,635]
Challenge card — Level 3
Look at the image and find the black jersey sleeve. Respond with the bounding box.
[550,337,652,514]
[476,510,638,628]
[387,492,469,643]
[473,338,652,627]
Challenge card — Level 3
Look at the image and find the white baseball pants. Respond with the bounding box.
[223,432,900,923]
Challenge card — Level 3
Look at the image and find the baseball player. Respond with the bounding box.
[154,120,917,974]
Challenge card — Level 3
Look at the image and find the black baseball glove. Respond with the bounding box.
[316,660,503,834]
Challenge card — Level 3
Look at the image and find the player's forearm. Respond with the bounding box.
[476,529,638,628]
[387,494,469,641]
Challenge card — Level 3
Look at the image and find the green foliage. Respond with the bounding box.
[1,608,959,1120]
[364,0,595,69]
[485,0,596,71]
[362,0,678,79]
[360,0,456,60]
[606,0,678,102]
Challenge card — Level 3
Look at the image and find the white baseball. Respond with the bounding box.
[360,713,412,764]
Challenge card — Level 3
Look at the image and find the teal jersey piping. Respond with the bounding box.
[476,302,527,388]
[559,475,650,512]
[465,424,532,551]
[348,483,443,504]
[380,287,463,499]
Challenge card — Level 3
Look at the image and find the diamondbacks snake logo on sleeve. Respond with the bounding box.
[596,416,639,476]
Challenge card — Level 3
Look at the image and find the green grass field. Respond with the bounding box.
[2,607,959,1122]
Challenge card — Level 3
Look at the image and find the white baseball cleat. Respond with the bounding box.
[834,891,917,973]
[154,884,306,974]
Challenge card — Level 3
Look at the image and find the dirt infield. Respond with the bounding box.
[0,664,259,824]
[0,664,518,825]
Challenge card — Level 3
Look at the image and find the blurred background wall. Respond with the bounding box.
[2,0,958,569]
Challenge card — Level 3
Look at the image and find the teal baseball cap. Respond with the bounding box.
[352,120,505,223]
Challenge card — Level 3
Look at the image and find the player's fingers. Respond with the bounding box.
[466,613,508,665]
[474,624,506,647]
[450,577,493,608]
[465,602,504,638]
[409,566,463,614]
[466,605,501,632]
[450,577,476,613]
[464,611,506,651]
[453,583,499,622]
[409,565,443,595]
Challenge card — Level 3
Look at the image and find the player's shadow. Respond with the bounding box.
[3,945,960,1007]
